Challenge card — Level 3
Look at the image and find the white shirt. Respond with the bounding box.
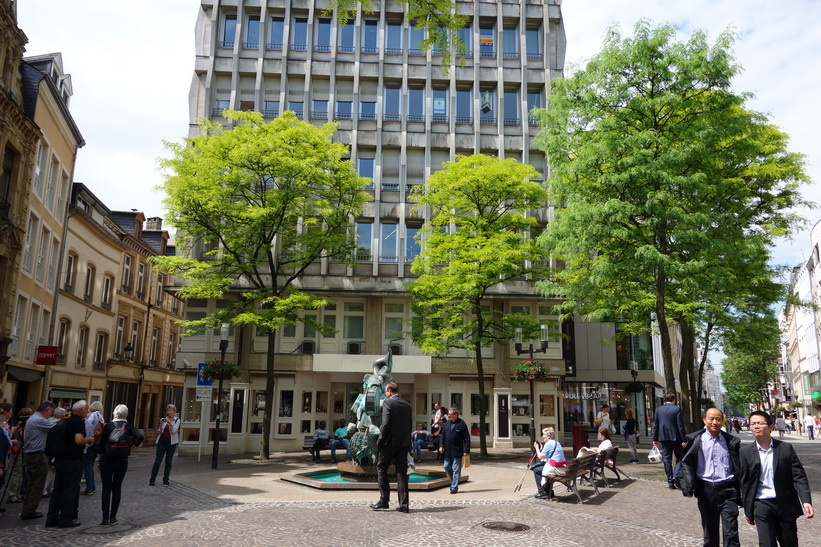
[755,440,776,500]
[804,415,815,428]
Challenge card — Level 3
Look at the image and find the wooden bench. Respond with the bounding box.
[590,446,622,488]
[542,453,599,504]
[302,435,338,452]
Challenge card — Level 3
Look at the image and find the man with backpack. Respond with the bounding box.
[46,400,94,528]
[20,401,56,521]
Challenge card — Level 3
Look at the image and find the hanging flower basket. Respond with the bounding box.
[511,360,551,383]
[200,361,242,382]
[623,381,645,394]
[790,401,805,408]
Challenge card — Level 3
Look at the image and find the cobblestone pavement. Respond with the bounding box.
[2,431,820,546]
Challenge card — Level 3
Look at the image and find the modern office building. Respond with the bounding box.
[175,0,570,455]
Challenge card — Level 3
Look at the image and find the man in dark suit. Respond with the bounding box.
[370,382,412,513]
[680,408,742,547]
[739,410,814,546]
[653,392,687,489]
[439,407,470,494]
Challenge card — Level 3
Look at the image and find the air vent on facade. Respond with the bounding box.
[347,341,363,355]
[301,340,316,354]
[389,343,402,356]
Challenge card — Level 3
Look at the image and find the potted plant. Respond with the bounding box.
[511,360,551,382]
[199,361,242,383]
[623,381,645,394]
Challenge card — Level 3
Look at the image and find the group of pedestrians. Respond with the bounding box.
[654,392,814,546]
[369,385,471,514]
[0,399,180,528]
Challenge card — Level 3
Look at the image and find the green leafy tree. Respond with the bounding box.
[535,21,809,427]
[720,314,781,411]
[155,110,368,458]
[328,0,468,68]
[409,154,548,456]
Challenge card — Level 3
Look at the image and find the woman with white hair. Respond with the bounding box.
[537,427,567,500]
[96,404,143,526]
[82,400,105,496]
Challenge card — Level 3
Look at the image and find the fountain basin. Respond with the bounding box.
[281,466,467,491]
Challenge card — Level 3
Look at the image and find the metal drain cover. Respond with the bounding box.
[481,521,531,533]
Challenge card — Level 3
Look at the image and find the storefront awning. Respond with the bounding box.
[6,365,43,383]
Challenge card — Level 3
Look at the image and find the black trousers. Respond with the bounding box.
[660,440,683,484]
[753,498,799,547]
[47,457,82,525]
[376,445,409,509]
[695,480,740,547]
[100,457,129,520]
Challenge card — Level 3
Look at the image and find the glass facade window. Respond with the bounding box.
[291,18,308,50]
[315,18,331,51]
[407,88,424,121]
[288,101,304,118]
[503,89,519,125]
[335,100,352,119]
[562,382,650,437]
[263,100,279,117]
[311,100,329,119]
[526,27,542,59]
[457,25,472,56]
[359,101,376,120]
[362,20,378,53]
[479,24,495,57]
[269,17,284,49]
[405,224,421,261]
[221,14,237,48]
[456,89,472,124]
[244,15,260,48]
[502,25,518,59]
[380,223,398,262]
[383,87,401,120]
[527,91,541,125]
[355,222,372,261]
[385,22,403,54]
[343,302,365,339]
[409,26,425,55]
[338,22,355,52]
[432,88,448,122]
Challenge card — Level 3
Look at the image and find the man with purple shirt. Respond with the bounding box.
[680,408,742,547]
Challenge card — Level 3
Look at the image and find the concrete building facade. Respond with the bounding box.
[175,0,570,455]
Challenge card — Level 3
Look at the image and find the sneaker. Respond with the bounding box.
[82,490,95,496]
[99,519,109,527]
[109,517,118,525]
[534,492,548,499]
[149,480,155,486]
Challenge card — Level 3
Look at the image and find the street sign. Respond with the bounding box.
[197,363,213,386]
[196,387,212,402]
[35,345,59,365]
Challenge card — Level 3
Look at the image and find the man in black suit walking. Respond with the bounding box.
[370,382,412,513]
[739,410,814,546]
[680,408,742,547]
[653,392,687,489]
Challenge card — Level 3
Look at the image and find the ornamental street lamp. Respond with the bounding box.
[514,325,549,455]
[211,323,230,469]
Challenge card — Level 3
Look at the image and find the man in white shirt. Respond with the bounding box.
[802,414,815,440]
[739,410,813,546]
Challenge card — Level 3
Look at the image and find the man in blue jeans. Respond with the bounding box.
[439,407,470,494]
[330,420,350,463]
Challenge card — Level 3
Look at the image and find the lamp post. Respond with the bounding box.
[514,325,549,456]
[211,323,230,469]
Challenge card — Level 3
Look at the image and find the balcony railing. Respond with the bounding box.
[267,42,283,50]
[314,44,331,52]
[503,117,521,126]
[337,45,355,53]
[502,52,519,59]
[262,109,279,118]
[219,41,234,48]
[290,43,307,51]
[243,42,259,49]
[383,113,401,121]
[310,111,329,120]
[335,111,352,120]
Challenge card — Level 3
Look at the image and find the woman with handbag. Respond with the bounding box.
[149,404,180,486]
[623,407,639,463]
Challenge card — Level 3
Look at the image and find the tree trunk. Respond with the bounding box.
[473,298,489,457]
[655,270,676,394]
[678,317,696,430]
[261,330,277,459]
